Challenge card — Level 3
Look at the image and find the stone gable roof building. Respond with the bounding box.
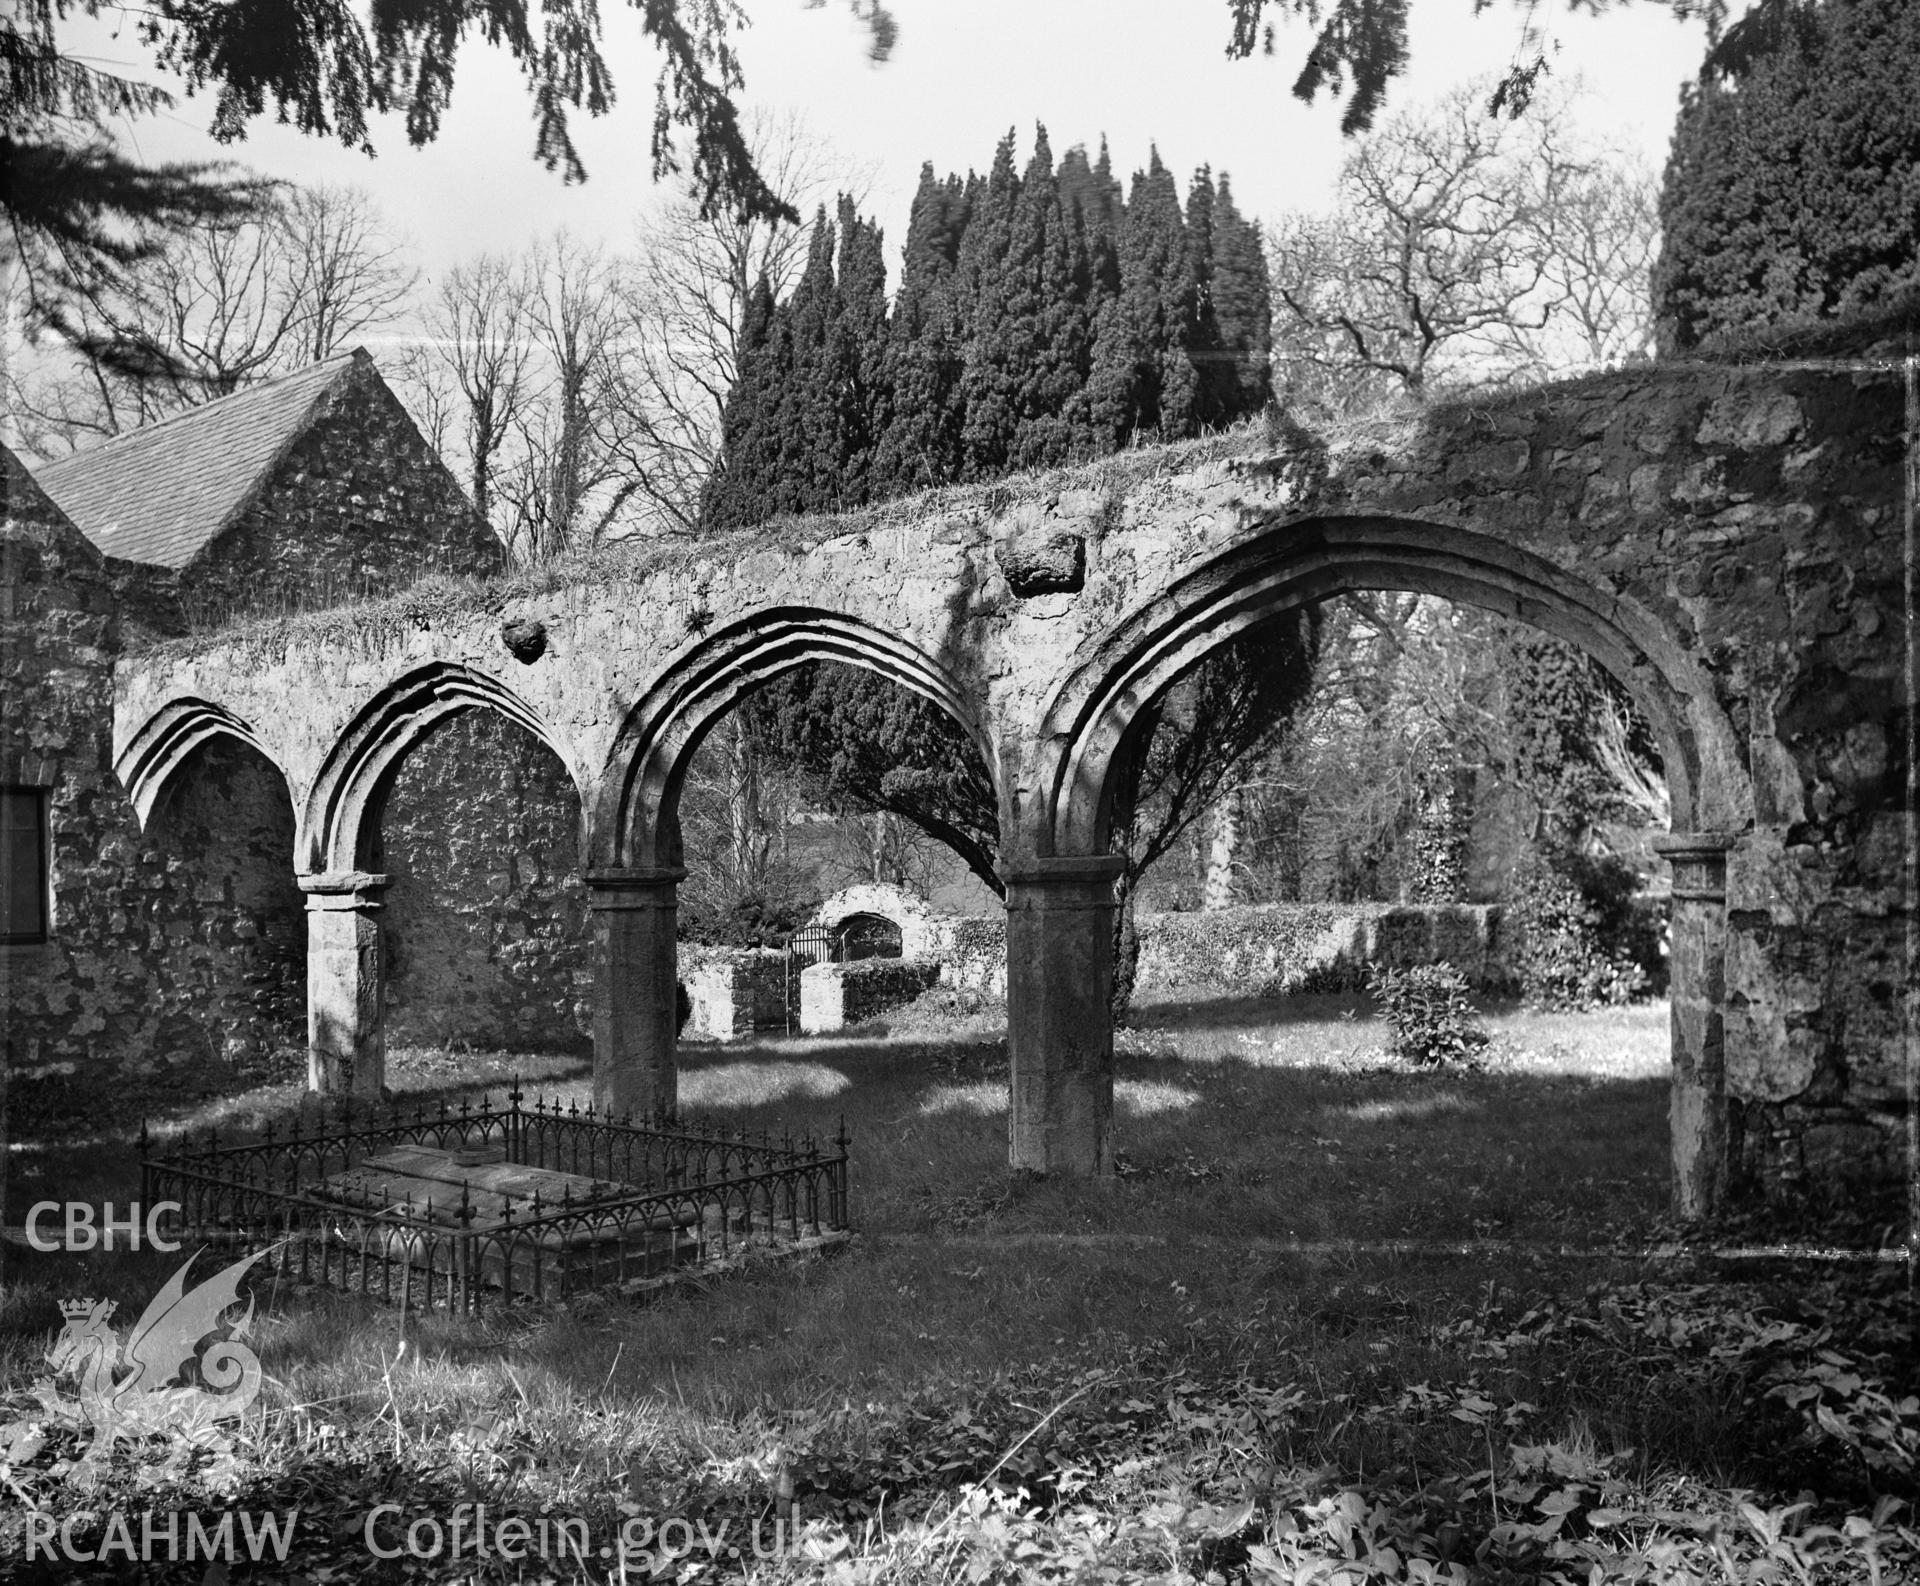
[35,349,502,634]
[3,354,509,1110]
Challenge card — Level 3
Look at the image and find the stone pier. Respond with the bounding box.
[586,867,685,1119]
[302,871,389,1096]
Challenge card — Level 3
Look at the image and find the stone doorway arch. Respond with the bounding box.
[807,882,940,963]
[1018,515,1750,1216]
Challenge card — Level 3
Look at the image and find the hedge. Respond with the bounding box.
[1132,903,1510,995]
[800,956,943,1031]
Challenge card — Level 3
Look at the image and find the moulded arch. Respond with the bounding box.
[591,608,993,871]
[115,698,285,830]
[1036,515,1747,856]
[302,662,581,873]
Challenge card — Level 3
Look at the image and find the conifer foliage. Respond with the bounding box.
[702,130,1303,973]
[700,126,1274,528]
[1653,0,1920,352]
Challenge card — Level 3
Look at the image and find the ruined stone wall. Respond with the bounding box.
[377,710,590,1055]
[2,455,308,1122]
[110,343,1915,1212]
[3,454,133,1101]
[682,947,794,1039]
[179,358,503,626]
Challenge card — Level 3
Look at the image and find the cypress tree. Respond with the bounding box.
[701,273,783,529]
[955,130,1022,478]
[1184,166,1229,430]
[962,126,1088,473]
[822,195,890,508]
[1009,128,1091,469]
[776,210,840,516]
[1059,138,1124,455]
[1654,0,1920,351]
[1139,150,1199,437]
[874,164,970,495]
[1086,147,1196,447]
[1208,173,1273,422]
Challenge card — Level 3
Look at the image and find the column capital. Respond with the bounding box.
[998,855,1127,887]
[1652,831,1741,864]
[999,855,1125,915]
[298,871,389,908]
[584,866,687,910]
[1654,831,1741,904]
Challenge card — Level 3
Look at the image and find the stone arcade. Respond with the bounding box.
[7,346,1913,1222]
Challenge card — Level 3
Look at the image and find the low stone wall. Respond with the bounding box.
[800,957,941,1033]
[682,947,794,1039]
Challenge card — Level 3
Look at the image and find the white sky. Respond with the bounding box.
[59,0,1721,293]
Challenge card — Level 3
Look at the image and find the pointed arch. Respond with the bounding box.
[1034,516,1748,856]
[302,662,580,873]
[591,608,993,870]
[114,698,284,830]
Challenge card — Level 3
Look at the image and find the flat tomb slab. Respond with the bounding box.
[309,1145,699,1292]
[309,1145,695,1228]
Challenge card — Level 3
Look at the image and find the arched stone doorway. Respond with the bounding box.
[807,882,941,962]
[1021,516,1749,1216]
[586,613,994,1117]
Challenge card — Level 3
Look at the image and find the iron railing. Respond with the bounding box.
[140,1087,850,1314]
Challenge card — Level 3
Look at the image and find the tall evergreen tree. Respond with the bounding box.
[960,126,1090,473]
[1086,148,1196,447]
[873,165,970,496]
[955,130,1023,478]
[1184,166,1230,430]
[773,211,841,515]
[1207,173,1273,421]
[1058,139,1124,308]
[1059,139,1125,455]
[1654,0,1920,351]
[701,272,783,529]
[821,195,891,508]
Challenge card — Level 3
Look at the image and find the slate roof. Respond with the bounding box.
[34,350,367,570]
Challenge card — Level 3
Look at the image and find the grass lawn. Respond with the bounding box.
[2,991,1912,1583]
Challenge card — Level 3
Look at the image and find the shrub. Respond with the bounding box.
[1369,963,1489,1066]
[1506,848,1658,1010]
[677,884,821,948]
[832,956,942,1024]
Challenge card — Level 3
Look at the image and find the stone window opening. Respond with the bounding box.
[1,786,50,944]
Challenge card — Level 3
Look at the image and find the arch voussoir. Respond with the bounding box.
[302,662,575,875]
[591,608,990,872]
[114,697,281,830]
[1036,515,1732,859]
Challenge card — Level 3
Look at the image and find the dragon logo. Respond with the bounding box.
[0,1247,272,1491]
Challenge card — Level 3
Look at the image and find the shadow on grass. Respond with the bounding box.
[1128,988,1378,1031]
[9,995,1909,1575]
